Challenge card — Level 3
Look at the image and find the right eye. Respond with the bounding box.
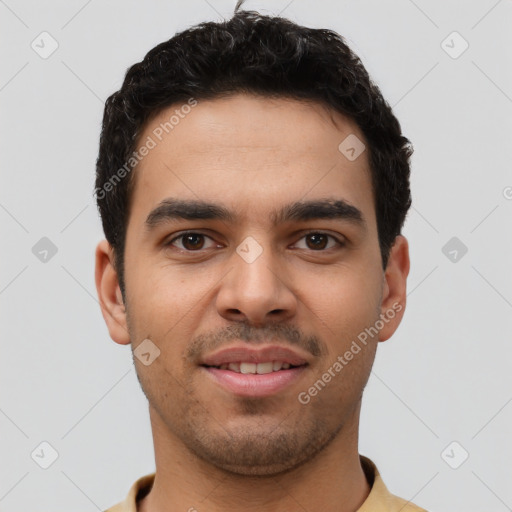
[166,231,219,252]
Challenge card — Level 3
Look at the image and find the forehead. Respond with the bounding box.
[129,94,375,229]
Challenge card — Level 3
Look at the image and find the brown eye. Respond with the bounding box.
[168,232,216,251]
[181,233,205,250]
[305,233,328,250]
[294,232,342,251]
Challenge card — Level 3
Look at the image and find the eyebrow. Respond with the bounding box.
[145,198,366,230]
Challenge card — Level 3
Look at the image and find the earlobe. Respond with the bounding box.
[95,240,131,345]
[378,235,410,342]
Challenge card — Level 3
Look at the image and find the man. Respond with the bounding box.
[95,7,425,512]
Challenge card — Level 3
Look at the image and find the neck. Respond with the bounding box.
[138,403,371,512]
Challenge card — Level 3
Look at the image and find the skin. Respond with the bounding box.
[96,94,410,512]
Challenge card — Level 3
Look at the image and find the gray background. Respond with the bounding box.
[1,0,511,510]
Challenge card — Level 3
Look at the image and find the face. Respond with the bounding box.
[96,94,409,476]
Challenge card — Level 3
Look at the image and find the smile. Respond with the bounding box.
[202,363,308,398]
[205,361,300,374]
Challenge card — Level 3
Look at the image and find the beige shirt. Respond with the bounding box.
[105,455,428,512]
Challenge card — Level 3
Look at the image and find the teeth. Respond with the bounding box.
[240,362,257,374]
[228,362,240,372]
[256,362,274,374]
[216,361,295,373]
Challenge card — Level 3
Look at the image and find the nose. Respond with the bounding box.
[215,238,297,326]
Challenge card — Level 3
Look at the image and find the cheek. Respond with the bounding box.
[128,262,206,325]
[300,264,382,338]
[125,263,218,371]
[313,269,381,396]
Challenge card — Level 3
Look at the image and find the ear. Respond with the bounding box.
[95,240,131,345]
[378,235,410,342]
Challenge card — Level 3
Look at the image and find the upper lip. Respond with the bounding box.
[200,344,310,367]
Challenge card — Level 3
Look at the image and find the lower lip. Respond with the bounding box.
[202,366,307,398]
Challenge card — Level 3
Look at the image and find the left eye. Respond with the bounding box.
[168,232,218,251]
[293,232,341,251]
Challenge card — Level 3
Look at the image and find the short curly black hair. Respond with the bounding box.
[95,10,412,297]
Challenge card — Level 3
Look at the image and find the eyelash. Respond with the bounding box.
[166,230,345,252]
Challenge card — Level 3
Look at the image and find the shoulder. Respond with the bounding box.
[359,455,429,512]
[103,473,155,512]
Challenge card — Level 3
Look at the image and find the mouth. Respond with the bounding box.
[199,345,310,398]
[202,361,304,374]
[199,344,311,397]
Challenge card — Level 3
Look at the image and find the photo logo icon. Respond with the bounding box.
[31,32,59,59]
[441,441,469,469]
[338,134,366,161]
[32,237,58,263]
[236,236,263,264]
[442,236,468,263]
[31,441,59,469]
[441,31,469,60]
[134,338,161,366]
